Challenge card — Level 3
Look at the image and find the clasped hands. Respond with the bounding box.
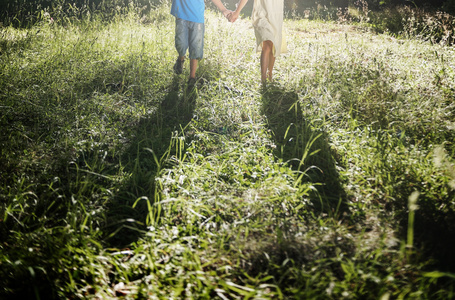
[223,10,240,23]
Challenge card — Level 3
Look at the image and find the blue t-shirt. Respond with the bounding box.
[171,0,205,24]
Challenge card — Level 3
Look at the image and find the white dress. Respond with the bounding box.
[251,0,287,57]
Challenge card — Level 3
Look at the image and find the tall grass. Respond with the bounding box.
[1,1,455,299]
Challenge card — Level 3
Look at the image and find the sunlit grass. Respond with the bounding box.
[1,2,455,299]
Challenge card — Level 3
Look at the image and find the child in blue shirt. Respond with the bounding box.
[171,0,231,86]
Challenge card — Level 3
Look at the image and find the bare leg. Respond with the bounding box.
[190,59,198,79]
[268,54,275,82]
[260,41,275,84]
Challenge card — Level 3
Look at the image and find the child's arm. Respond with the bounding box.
[210,0,232,18]
[229,0,249,22]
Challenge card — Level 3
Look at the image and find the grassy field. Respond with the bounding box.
[1,1,455,299]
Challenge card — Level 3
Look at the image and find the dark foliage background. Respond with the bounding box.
[1,0,453,27]
[0,0,160,26]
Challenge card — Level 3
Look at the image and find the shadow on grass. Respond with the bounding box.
[334,69,455,273]
[104,76,197,247]
[387,168,455,273]
[260,84,347,215]
[414,202,455,273]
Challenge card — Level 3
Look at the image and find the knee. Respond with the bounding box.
[262,41,273,53]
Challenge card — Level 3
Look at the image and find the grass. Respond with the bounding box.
[1,1,455,299]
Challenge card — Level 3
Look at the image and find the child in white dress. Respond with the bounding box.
[229,0,287,84]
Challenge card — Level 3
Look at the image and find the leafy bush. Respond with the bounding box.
[0,0,162,27]
[367,5,455,45]
[368,6,404,33]
[443,0,455,14]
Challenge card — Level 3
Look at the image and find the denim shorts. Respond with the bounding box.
[175,18,205,60]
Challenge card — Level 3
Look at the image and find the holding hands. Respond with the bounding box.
[227,0,249,23]
[226,10,240,23]
[214,0,247,23]
[222,9,233,19]
[222,10,237,23]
